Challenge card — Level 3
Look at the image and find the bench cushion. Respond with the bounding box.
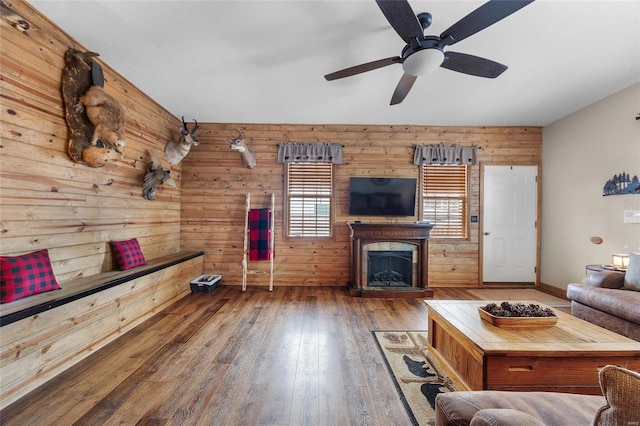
[1,249,61,303]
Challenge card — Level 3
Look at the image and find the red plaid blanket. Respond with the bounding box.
[249,208,273,261]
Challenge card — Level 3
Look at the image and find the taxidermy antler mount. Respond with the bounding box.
[164,116,199,165]
[62,48,125,167]
[229,129,256,169]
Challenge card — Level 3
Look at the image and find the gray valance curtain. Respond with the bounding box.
[413,144,478,165]
[277,142,342,164]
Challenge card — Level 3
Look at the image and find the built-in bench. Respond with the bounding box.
[0,251,205,410]
[0,251,204,327]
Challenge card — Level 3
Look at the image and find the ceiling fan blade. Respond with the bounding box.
[390,73,417,105]
[440,0,534,46]
[375,0,424,43]
[440,52,507,78]
[324,56,401,81]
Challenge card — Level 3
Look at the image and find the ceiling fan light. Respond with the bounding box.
[402,49,445,76]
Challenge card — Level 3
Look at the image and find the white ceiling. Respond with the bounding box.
[31,0,640,127]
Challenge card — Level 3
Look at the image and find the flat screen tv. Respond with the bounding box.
[349,177,417,217]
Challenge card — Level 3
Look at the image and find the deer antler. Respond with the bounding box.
[164,116,200,165]
[181,116,199,135]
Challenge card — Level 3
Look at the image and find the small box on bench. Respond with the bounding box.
[190,274,221,292]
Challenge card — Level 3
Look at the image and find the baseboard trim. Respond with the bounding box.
[538,282,569,300]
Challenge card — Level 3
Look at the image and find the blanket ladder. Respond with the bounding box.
[242,193,275,292]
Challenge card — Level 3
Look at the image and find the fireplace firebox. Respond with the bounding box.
[347,222,434,298]
[367,251,413,287]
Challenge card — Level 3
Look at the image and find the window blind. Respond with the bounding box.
[286,163,333,237]
[422,165,467,238]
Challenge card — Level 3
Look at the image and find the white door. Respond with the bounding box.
[482,165,537,283]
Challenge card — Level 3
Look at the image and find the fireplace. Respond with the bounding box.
[347,222,434,297]
[367,251,413,287]
[363,243,417,288]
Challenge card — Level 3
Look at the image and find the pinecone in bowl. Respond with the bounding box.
[481,302,555,317]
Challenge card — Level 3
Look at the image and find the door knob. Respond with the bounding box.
[484,232,491,235]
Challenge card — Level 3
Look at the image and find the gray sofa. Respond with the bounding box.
[566,269,640,341]
[435,389,604,426]
[435,365,640,426]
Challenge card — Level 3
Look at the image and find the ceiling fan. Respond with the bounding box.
[324,0,534,105]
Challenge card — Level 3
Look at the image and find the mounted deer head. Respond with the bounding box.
[164,116,200,165]
[229,129,256,169]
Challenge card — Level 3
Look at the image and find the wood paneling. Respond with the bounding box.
[0,0,183,277]
[2,2,542,291]
[0,0,194,409]
[181,124,541,288]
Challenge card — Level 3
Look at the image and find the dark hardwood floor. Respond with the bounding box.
[0,286,518,425]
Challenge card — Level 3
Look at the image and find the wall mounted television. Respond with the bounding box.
[348,177,417,217]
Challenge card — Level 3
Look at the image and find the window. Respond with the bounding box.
[422,164,468,238]
[285,162,333,237]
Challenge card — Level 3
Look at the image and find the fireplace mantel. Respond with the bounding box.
[347,222,435,298]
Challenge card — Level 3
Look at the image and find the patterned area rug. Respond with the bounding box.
[372,331,456,426]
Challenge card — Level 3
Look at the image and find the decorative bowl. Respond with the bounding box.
[478,304,558,328]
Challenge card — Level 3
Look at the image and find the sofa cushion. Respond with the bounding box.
[566,283,640,324]
[582,271,624,289]
[623,252,640,291]
[434,391,603,426]
[593,365,640,426]
[470,409,545,426]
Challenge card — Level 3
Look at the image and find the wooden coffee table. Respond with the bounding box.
[425,300,640,395]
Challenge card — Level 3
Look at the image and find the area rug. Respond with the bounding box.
[373,331,456,426]
[467,288,570,308]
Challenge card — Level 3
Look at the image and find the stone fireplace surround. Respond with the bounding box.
[347,222,435,298]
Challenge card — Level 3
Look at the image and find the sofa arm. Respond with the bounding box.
[581,270,625,289]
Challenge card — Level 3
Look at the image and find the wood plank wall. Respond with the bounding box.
[0,0,183,281]
[0,0,201,410]
[181,124,542,288]
[1,0,541,293]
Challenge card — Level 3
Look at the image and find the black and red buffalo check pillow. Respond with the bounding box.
[110,238,147,270]
[1,249,61,303]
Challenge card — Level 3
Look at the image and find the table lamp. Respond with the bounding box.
[611,253,630,270]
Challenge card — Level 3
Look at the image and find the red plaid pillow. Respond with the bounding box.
[1,249,61,303]
[110,238,147,270]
